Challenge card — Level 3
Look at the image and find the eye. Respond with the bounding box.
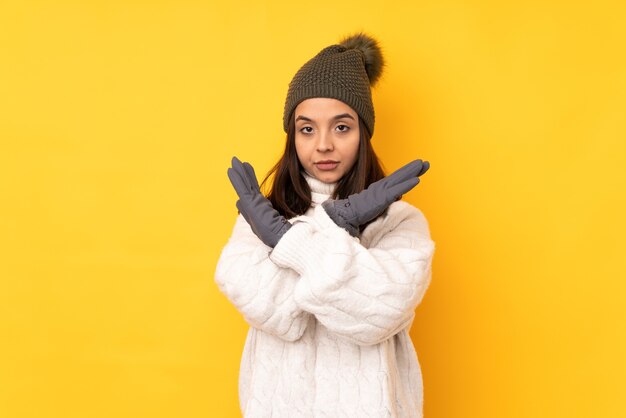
[336,124,350,133]
[300,126,313,134]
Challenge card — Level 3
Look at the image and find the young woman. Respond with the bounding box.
[215,31,435,417]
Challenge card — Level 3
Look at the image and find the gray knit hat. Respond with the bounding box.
[282,31,385,138]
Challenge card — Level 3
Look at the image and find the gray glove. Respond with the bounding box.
[321,159,430,237]
[227,156,292,248]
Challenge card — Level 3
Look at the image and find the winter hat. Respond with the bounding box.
[282,31,385,138]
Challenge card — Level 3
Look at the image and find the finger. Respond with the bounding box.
[386,159,424,186]
[242,162,261,192]
[231,156,243,167]
[227,167,244,196]
[227,167,251,198]
[231,156,243,173]
[231,158,254,192]
[417,161,430,177]
[387,176,420,198]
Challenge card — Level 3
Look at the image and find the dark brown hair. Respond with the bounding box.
[259,112,388,231]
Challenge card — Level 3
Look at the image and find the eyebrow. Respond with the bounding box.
[295,113,356,123]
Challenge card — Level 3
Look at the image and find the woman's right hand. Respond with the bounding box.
[227,156,292,248]
[321,159,430,237]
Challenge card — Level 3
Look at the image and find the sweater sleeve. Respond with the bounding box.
[214,213,311,342]
[268,200,435,346]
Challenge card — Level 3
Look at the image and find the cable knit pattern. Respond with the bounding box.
[214,171,435,417]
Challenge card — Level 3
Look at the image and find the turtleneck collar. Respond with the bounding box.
[301,170,337,206]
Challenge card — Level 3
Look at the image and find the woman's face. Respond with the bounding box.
[294,97,360,184]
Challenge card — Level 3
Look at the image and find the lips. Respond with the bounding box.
[315,161,339,171]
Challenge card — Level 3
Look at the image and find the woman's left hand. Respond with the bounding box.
[322,159,429,237]
[227,156,292,248]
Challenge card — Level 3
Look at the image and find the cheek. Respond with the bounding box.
[347,139,360,161]
[294,141,307,163]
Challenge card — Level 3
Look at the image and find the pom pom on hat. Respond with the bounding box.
[337,31,385,87]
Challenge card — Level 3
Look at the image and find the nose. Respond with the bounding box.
[316,131,334,152]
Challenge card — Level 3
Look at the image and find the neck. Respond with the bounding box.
[301,170,336,205]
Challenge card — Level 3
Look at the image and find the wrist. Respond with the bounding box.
[321,200,359,237]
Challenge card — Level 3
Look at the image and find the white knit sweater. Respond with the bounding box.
[214,171,435,417]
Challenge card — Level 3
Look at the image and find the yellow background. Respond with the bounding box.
[1,1,625,417]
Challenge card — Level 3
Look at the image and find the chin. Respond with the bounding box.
[318,173,341,183]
